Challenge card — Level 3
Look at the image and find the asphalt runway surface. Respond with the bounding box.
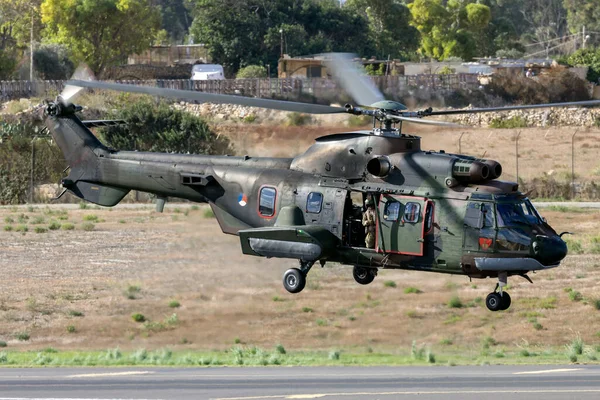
[0,365,599,400]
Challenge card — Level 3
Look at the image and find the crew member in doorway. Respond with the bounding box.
[362,197,376,248]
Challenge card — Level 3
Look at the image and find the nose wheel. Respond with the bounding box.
[486,272,511,311]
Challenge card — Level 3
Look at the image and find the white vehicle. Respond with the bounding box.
[191,64,225,80]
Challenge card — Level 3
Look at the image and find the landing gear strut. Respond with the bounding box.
[353,266,377,285]
[486,272,511,312]
[282,261,314,294]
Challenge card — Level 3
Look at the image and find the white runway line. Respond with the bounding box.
[513,368,583,375]
[0,398,161,400]
[66,371,155,378]
[213,389,600,400]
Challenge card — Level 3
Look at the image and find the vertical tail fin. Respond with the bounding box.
[45,103,129,206]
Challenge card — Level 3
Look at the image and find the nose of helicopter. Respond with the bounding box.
[532,235,568,265]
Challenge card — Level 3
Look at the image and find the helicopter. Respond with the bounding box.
[42,54,599,312]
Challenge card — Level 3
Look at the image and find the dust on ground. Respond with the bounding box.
[0,204,599,353]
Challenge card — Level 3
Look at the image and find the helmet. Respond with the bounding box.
[365,198,374,207]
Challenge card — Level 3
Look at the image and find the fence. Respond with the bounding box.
[0,74,481,102]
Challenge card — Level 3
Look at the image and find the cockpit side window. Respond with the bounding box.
[497,201,540,227]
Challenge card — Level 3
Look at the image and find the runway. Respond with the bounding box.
[0,365,599,400]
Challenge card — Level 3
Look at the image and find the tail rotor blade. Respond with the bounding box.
[60,65,95,105]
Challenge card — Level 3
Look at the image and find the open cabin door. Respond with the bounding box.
[376,194,429,256]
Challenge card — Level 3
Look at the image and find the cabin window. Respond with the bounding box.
[306,192,323,214]
[403,202,421,223]
[384,201,401,221]
[424,202,434,233]
[259,187,277,217]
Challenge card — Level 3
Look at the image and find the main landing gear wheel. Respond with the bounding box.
[283,268,305,293]
[282,261,314,294]
[485,293,502,312]
[499,292,511,310]
[353,266,376,285]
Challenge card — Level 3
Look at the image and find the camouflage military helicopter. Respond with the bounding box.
[44,55,598,311]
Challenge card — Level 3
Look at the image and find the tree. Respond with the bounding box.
[345,0,419,60]
[564,0,600,47]
[408,0,491,60]
[520,0,569,57]
[154,0,192,44]
[0,0,43,79]
[41,0,161,74]
[189,0,373,75]
[33,43,74,80]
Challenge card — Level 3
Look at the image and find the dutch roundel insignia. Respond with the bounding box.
[238,194,248,207]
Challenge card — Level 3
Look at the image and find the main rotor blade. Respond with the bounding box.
[323,53,385,107]
[389,115,465,128]
[427,100,600,116]
[67,80,346,114]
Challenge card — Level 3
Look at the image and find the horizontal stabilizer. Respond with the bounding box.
[65,181,130,207]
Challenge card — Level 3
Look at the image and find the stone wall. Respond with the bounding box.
[450,107,600,127]
[175,102,600,127]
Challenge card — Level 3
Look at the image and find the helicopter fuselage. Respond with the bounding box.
[45,110,567,310]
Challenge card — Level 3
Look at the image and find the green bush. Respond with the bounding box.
[80,222,95,231]
[61,223,75,231]
[561,48,600,83]
[15,332,30,341]
[286,112,312,126]
[489,116,528,129]
[448,295,463,309]
[236,65,267,79]
[100,98,232,155]
[383,280,397,288]
[48,221,61,230]
[168,300,180,308]
[404,287,422,294]
[275,344,286,354]
[131,313,146,323]
[66,325,76,333]
[0,117,64,205]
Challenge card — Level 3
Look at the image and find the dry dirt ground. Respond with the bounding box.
[0,204,599,354]
[218,122,600,184]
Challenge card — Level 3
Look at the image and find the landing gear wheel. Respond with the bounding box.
[499,292,512,311]
[353,266,376,285]
[283,268,306,294]
[485,292,502,312]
